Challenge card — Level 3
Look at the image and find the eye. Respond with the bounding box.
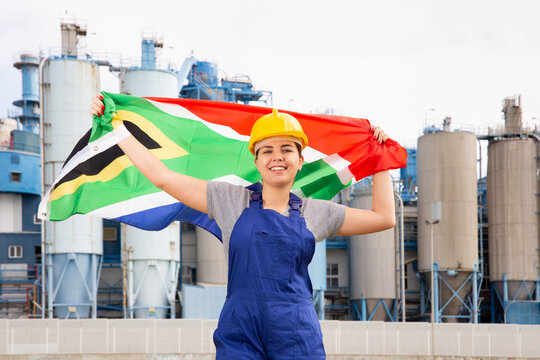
[262,150,272,154]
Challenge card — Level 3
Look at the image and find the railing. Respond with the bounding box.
[39,46,177,72]
[0,141,40,154]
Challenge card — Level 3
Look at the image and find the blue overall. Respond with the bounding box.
[213,183,326,359]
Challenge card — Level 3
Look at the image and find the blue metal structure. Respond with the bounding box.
[490,275,540,324]
[418,263,482,323]
[0,54,42,318]
[399,148,417,203]
[179,60,272,105]
[12,54,40,134]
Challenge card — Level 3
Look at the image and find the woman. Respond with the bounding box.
[90,94,395,359]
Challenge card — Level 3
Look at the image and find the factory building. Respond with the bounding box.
[0,15,538,326]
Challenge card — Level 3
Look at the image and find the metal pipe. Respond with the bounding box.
[477,138,485,278]
[395,193,406,322]
[472,263,478,323]
[47,253,53,318]
[503,274,508,323]
[121,224,127,319]
[430,223,434,323]
[127,247,134,319]
[38,56,47,319]
[433,262,439,323]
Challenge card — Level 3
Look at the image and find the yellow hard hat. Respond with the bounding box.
[249,108,308,155]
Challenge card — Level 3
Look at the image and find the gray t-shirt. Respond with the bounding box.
[207,181,346,258]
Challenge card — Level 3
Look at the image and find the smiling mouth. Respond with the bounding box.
[269,166,287,171]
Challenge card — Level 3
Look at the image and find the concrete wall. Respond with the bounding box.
[1,319,539,358]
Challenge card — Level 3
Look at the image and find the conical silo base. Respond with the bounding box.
[352,299,394,321]
[493,280,536,302]
[423,271,472,322]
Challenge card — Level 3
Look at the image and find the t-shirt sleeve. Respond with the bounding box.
[302,198,346,242]
[207,180,250,230]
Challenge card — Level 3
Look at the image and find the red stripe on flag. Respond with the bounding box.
[145,97,407,179]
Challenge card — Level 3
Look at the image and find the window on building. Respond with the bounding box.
[8,245,23,259]
[326,263,339,288]
[103,227,118,241]
[10,171,21,183]
[11,155,20,164]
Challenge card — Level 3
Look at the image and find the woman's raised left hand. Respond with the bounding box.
[371,125,389,144]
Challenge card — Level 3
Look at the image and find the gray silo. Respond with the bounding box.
[42,16,103,319]
[349,183,396,321]
[417,129,479,322]
[488,140,538,306]
[486,95,539,323]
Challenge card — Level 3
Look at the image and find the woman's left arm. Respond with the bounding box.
[337,125,396,236]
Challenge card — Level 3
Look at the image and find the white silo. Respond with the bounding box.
[349,183,396,320]
[121,32,178,98]
[488,138,538,302]
[196,228,227,285]
[417,129,478,322]
[125,224,180,318]
[117,33,180,318]
[42,17,102,319]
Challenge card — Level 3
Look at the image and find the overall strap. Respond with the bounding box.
[247,182,263,208]
[246,182,303,216]
[288,192,303,217]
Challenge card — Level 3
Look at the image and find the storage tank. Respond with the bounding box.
[42,57,102,319]
[196,228,227,285]
[349,183,396,320]
[417,130,478,322]
[121,69,178,98]
[125,223,180,318]
[487,138,538,299]
[119,36,180,318]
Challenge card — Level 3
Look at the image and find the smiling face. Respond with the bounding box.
[254,139,304,188]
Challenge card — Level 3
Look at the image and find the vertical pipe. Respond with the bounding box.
[39,57,47,319]
[91,254,97,319]
[472,263,478,324]
[430,223,434,323]
[128,250,134,318]
[397,193,405,322]
[433,262,439,323]
[503,274,508,323]
[477,138,485,278]
[536,275,540,301]
[361,298,367,321]
[122,225,127,319]
[47,253,53,318]
[420,278,425,316]
[490,284,496,323]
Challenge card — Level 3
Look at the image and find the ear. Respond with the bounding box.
[298,154,304,172]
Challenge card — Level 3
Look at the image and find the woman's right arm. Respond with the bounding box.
[90,94,208,213]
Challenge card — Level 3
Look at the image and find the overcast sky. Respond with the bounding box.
[1,0,539,146]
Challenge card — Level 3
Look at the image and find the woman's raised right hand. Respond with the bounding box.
[90,94,105,116]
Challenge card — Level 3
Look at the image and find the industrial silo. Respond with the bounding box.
[42,17,102,319]
[121,33,178,97]
[417,129,478,322]
[118,33,180,318]
[196,228,227,285]
[487,138,538,302]
[349,183,396,321]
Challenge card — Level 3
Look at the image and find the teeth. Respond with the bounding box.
[271,167,286,171]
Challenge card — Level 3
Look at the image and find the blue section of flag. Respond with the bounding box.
[113,202,223,241]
